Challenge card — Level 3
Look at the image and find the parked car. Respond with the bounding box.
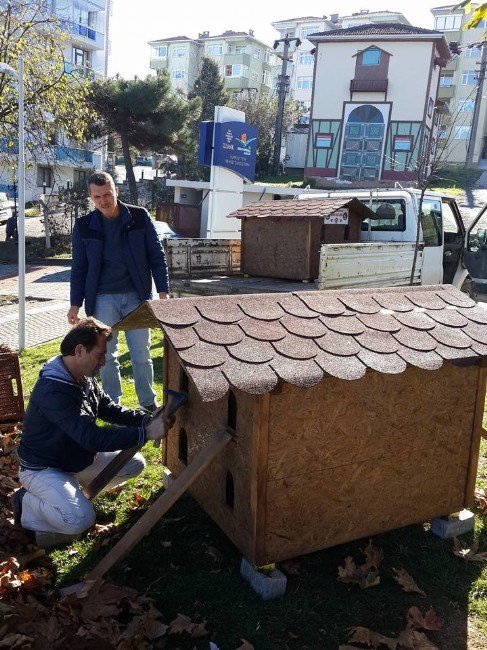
[0,192,14,225]
[154,220,178,241]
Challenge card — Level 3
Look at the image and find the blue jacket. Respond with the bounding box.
[70,202,169,316]
[18,356,149,473]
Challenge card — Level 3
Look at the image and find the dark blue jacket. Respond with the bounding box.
[70,202,169,316]
[18,356,149,473]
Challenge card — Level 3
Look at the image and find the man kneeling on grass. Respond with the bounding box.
[13,317,172,548]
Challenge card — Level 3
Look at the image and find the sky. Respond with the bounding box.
[108,0,449,79]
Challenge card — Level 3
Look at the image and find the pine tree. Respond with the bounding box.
[188,57,229,121]
[90,71,201,201]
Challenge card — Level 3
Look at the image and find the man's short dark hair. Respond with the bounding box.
[87,171,114,189]
[61,318,112,356]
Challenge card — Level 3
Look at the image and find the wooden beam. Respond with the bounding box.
[465,362,487,508]
[84,427,233,582]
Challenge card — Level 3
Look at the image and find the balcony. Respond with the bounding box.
[60,20,104,50]
[55,145,93,166]
[63,61,103,79]
[223,52,251,67]
[350,78,388,93]
[438,85,455,99]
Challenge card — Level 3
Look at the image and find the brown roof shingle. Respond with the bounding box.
[117,285,487,402]
[227,197,378,221]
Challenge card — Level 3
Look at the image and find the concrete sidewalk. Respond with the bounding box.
[0,263,72,349]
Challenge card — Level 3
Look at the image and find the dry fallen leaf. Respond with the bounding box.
[168,613,208,637]
[362,540,384,570]
[348,626,397,649]
[128,492,147,510]
[393,568,426,597]
[453,538,487,562]
[235,640,254,650]
[397,628,439,649]
[338,555,380,589]
[475,486,487,512]
[406,606,444,631]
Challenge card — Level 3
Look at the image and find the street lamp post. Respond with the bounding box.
[0,56,25,351]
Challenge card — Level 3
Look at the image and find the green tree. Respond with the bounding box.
[188,56,229,121]
[0,1,92,171]
[90,71,201,202]
[230,92,299,177]
[454,1,487,29]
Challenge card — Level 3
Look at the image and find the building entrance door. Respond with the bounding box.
[340,105,385,181]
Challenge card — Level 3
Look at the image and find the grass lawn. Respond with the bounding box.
[18,336,487,649]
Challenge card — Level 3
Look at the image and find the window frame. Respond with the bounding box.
[361,49,381,67]
[207,43,223,56]
[172,46,187,58]
[297,76,313,90]
[299,52,314,65]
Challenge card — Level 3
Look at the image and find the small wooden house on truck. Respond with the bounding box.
[117,284,487,565]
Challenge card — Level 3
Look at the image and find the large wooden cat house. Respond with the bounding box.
[117,285,487,565]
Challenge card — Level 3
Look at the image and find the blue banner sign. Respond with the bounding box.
[198,120,258,182]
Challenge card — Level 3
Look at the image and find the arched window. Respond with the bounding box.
[225,470,235,509]
[178,428,188,464]
[180,366,189,394]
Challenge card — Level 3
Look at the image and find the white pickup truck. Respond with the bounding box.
[168,187,483,298]
[298,187,473,295]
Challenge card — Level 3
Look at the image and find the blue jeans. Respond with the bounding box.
[94,291,156,408]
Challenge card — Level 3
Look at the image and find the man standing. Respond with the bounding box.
[14,318,172,547]
[68,171,169,411]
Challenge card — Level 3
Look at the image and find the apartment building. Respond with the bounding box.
[0,0,110,202]
[305,23,450,183]
[149,30,278,97]
[432,4,487,164]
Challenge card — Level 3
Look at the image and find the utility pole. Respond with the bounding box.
[466,42,487,167]
[272,34,301,175]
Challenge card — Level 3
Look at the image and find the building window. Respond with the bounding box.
[428,98,434,118]
[207,43,223,56]
[251,71,258,83]
[478,19,487,28]
[234,45,246,54]
[297,76,313,89]
[37,166,53,188]
[301,25,320,39]
[434,14,462,30]
[299,52,313,65]
[361,49,381,66]
[454,125,471,139]
[172,46,187,57]
[465,45,482,57]
[315,133,333,148]
[73,169,88,186]
[224,64,248,77]
[438,125,447,139]
[265,50,273,63]
[461,70,477,85]
[154,45,167,57]
[459,99,475,112]
[262,70,270,86]
[253,47,261,60]
[439,74,454,87]
[171,70,185,79]
[73,46,89,67]
[393,135,413,152]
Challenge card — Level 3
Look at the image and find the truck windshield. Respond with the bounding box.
[360,199,406,231]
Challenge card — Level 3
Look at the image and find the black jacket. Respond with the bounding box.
[18,356,149,473]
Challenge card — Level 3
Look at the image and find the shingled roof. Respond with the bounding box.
[227,197,378,221]
[117,285,487,402]
[312,23,444,37]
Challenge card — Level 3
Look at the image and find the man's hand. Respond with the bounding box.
[145,408,175,442]
[158,292,169,300]
[67,306,80,325]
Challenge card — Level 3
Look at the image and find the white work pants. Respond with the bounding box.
[19,451,145,534]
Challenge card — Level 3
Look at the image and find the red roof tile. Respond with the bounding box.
[117,286,487,402]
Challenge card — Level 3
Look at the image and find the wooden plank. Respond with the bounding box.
[85,428,233,582]
[250,392,270,564]
[465,362,487,508]
[162,338,170,467]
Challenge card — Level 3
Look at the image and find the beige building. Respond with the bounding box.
[432,4,487,164]
[149,30,278,97]
[305,23,450,182]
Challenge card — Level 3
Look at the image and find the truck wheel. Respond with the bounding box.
[460,277,475,299]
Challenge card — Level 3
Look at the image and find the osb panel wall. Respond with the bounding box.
[263,363,479,563]
[165,344,258,559]
[242,219,312,280]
